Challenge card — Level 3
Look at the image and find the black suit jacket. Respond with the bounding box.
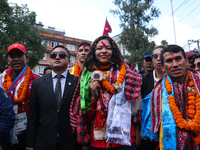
[141,71,154,99]
[26,72,79,150]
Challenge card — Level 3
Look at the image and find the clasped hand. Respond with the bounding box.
[89,79,101,101]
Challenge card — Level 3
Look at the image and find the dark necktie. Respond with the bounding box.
[55,75,63,110]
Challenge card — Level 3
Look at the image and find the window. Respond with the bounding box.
[42,53,47,60]
[70,56,75,64]
[51,41,63,48]
[42,40,49,46]
[67,44,75,51]
[35,65,46,74]
[45,40,49,46]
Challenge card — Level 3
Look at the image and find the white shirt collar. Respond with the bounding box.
[51,69,68,79]
[153,69,159,86]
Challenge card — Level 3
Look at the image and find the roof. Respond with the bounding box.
[112,34,121,41]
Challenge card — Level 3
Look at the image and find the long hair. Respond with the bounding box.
[85,36,124,71]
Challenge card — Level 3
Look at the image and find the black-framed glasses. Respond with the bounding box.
[8,53,24,59]
[50,52,68,59]
[152,54,159,59]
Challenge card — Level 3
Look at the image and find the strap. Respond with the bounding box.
[6,65,28,94]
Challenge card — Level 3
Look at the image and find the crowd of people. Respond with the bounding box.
[0,37,200,150]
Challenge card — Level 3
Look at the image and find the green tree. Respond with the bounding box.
[110,0,160,68]
[0,0,46,69]
[161,40,168,46]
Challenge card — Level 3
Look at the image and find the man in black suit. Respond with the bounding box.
[26,45,79,150]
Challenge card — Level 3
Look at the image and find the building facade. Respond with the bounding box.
[34,22,91,75]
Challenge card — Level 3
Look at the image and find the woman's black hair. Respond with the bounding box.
[85,36,124,71]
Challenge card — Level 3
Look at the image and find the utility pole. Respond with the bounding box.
[170,0,177,44]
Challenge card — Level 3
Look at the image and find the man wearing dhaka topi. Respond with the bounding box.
[150,45,200,149]
[69,42,90,76]
[0,43,40,150]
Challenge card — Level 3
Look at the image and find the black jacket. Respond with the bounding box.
[141,71,154,99]
[26,72,79,150]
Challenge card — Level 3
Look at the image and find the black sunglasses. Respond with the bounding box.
[50,52,68,59]
[145,57,152,62]
[152,54,159,59]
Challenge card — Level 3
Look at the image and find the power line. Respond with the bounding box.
[179,4,200,22]
[176,0,198,18]
[169,0,190,16]
[154,0,192,30]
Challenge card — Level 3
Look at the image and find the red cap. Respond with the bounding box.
[185,51,196,58]
[7,43,27,55]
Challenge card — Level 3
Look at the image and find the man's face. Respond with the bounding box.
[143,57,154,73]
[152,48,162,71]
[161,51,187,83]
[7,49,29,76]
[77,45,90,63]
[50,47,70,71]
[194,57,200,72]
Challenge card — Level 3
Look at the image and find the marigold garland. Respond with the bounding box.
[3,67,31,104]
[165,71,200,145]
[94,64,111,70]
[94,61,126,94]
[74,62,80,77]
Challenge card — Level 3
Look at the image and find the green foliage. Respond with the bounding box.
[110,0,160,69]
[0,0,46,69]
[39,26,53,34]
[161,40,168,46]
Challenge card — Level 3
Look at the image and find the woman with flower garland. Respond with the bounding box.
[151,45,200,150]
[70,36,142,150]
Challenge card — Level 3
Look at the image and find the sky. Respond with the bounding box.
[7,0,200,51]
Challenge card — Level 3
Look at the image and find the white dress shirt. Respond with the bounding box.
[153,70,159,86]
[51,70,68,98]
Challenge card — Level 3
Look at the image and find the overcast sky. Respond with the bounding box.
[7,0,200,51]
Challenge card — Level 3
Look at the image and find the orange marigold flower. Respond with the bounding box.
[166,71,200,145]
[74,62,80,77]
[3,67,31,104]
[98,61,126,94]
